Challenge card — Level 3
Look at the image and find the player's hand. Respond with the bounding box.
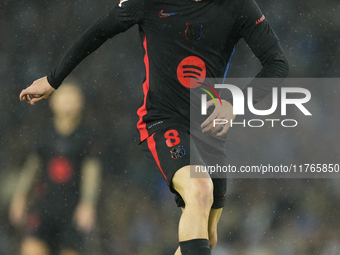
[9,193,27,227]
[73,202,96,233]
[201,99,236,136]
[19,76,55,105]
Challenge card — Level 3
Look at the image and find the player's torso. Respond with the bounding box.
[141,0,238,82]
[34,125,89,211]
[139,0,239,122]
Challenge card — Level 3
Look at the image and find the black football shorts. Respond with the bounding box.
[26,210,83,254]
[140,125,227,208]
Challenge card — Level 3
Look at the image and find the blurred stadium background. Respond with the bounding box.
[1,0,340,254]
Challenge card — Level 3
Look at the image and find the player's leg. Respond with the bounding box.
[21,237,50,255]
[196,137,227,250]
[173,207,223,255]
[207,208,223,250]
[172,165,213,240]
[172,166,213,254]
[58,218,83,255]
[172,155,227,254]
[21,212,53,255]
[140,126,214,255]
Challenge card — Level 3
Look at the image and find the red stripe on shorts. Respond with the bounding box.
[147,133,169,185]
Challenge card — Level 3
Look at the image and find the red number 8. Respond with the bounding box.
[164,129,180,147]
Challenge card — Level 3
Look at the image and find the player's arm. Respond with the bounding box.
[245,41,289,103]
[74,157,102,233]
[202,44,288,135]
[237,0,289,103]
[9,154,41,227]
[20,0,145,105]
[203,0,288,136]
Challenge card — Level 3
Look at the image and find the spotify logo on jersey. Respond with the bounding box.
[177,56,206,88]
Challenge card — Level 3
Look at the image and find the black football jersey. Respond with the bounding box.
[34,124,95,216]
[47,0,283,144]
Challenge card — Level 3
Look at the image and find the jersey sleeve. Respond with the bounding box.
[235,0,278,58]
[47,0,145,89]
[228,0,288,104]
[114,0,145,29]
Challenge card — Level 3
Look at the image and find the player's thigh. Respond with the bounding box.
[140,125,217,208]
[140,125,203,189]
[194,137,228,209]
[21,237,49,255]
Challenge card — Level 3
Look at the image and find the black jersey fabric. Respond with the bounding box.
[33,123,96,217]
[47,0,288,143]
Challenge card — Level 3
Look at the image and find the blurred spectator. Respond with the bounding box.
[8,83,102,255]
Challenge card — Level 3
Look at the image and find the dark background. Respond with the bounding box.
[0,0,339,254]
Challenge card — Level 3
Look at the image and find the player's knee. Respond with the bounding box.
[186,178,213,209]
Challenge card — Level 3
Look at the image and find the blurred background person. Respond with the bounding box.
[8,82,102,255]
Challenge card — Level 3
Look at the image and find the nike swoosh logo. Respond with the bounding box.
[159,10,179,18]
[118,0,129,7]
